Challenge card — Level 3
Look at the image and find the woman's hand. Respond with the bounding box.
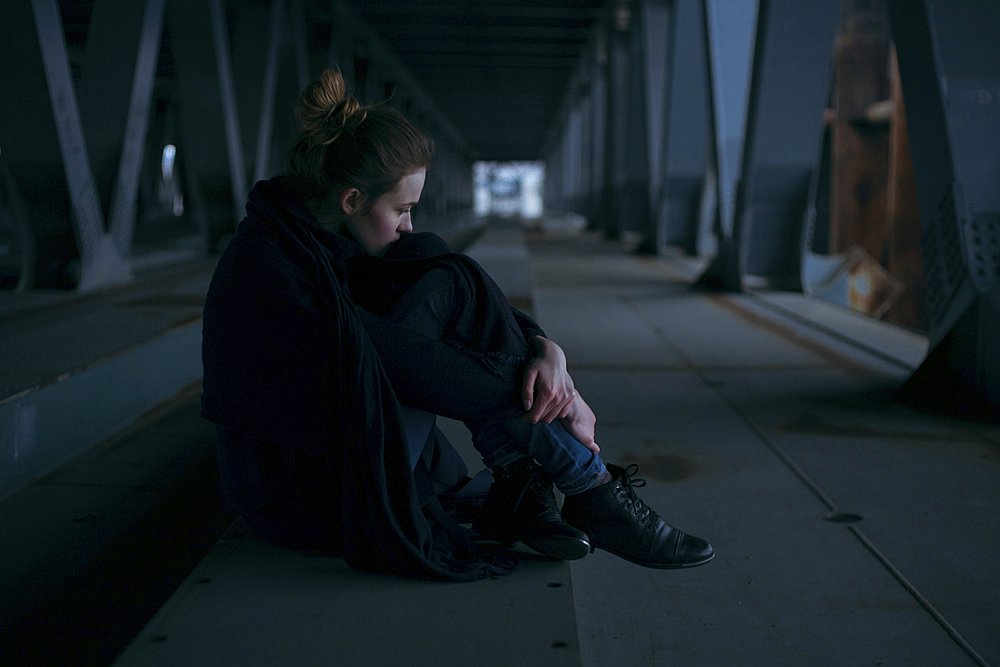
[521,336,576,425]
[558,394,599,454]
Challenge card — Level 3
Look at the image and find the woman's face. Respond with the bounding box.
[343,169,426,256]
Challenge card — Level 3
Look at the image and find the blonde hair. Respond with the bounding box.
[287,69,433,214]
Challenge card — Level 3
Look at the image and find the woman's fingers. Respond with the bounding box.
[529,386,575,423]
[522,366,538,411]
[521,336,576,422]
[558,394,597,450]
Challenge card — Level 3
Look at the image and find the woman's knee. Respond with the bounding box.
[386,268,463,338]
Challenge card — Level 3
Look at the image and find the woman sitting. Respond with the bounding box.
[202,70,713,580]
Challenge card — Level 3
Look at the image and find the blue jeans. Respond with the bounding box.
[387,267,606,496]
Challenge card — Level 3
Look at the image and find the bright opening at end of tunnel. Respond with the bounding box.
[474,161,544,219]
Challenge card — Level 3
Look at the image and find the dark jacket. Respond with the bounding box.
[202,177,535,580]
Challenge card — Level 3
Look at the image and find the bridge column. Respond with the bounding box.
[634,0,670,254]
[599,2,631,239]
[731,0,841,290]
[0,0,167,290]
[587,51,606,230]
[695,0,759,290]
[660,0,711,256]
[889,0,1000,413]
[78,0,165,272]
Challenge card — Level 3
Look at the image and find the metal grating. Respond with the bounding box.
[923,183,966,326]
[965,211,1000,296]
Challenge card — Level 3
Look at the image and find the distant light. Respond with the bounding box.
[473,161,544,219]
[161,144,176,179]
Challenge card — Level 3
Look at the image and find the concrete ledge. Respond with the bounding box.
[113,520,581,667]
[0,320,204,502]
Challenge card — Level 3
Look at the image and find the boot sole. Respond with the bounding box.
[474,523,592,561]
[593,543,715,569]
[521,534,591,561]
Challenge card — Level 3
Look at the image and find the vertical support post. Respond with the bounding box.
[889,0,1000,414]
[695,0,759,291]
[566,101,581,215]
[578,81,593,220]
[588,49,606,230]
[289,0,310,91]
[209,0,248,227]
[32,0,131,291]
[601,5,631,239]
[731,0,841,290]
[660,0,711,255]
[108,0,167,258]
[621,6,651,240]
[77,0,148,217]
[636,0,672,254]
[254,0,286,184]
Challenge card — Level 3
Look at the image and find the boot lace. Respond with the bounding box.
[616,464,659,531]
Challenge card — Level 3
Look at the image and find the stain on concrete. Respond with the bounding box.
[618,450,700,482]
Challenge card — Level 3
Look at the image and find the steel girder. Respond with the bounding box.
[736,0,841,290]
[889,0,1000,412]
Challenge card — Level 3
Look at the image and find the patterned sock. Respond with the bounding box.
[588,468,613,489]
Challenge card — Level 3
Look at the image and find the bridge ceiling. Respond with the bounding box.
[345,0,605,162]
[57,0,604,163]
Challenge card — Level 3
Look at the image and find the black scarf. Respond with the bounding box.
[203,177,518,580]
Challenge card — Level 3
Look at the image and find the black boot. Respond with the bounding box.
[561,464,714,569]
[473,458,591,560]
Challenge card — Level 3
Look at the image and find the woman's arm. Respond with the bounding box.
[521,335,575,420]
[521,335,599,453]
[358,308,525,422]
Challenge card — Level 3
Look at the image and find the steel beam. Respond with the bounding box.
[659,0,711,255]
[696,0,759,290]
[889,0,1000,412]
[731,0,840,289]
[587,52,606,229]
[635,0,671,254]
[620,16,651,239]
[289,0,310,91]
[32,0,132,291]
[600,7,631,239]
[209,0,249,227]
[258,0,285,184]
[107,0,166,259]
[577,83,593,219]
[76,0,147,226]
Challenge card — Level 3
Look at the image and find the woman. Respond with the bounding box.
[202,70,713,580]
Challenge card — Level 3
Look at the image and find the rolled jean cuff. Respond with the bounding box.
[551,449,606,496]
[500,419,607,496]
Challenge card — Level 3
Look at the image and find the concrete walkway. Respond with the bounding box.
[524,227,999,667]
[4,220,998,666]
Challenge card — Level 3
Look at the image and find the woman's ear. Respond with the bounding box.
[340,187,361,216]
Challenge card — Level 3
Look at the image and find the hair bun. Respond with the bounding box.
[295,69,368,146]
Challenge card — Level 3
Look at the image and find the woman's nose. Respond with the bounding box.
[399,217,413,233]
